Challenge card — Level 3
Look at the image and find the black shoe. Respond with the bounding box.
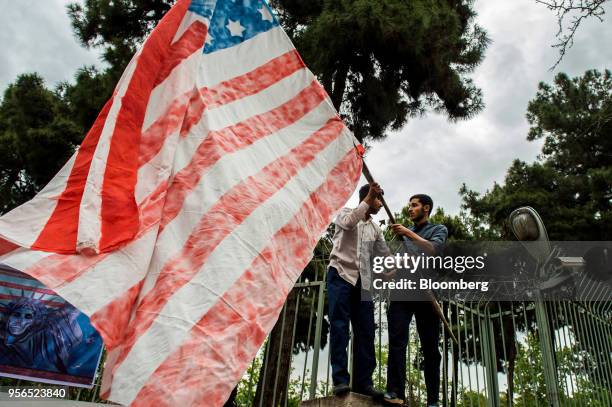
[353,385,384,401]
[383,391,405,405]
[332,383,350,396]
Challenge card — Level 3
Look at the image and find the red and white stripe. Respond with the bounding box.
[0,1,361,406]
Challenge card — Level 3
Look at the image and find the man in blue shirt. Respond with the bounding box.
[384,194,448,407]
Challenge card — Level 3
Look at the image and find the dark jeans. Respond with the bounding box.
[386,301,441,404]
[327,267,376,390]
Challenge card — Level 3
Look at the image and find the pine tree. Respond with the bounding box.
[0,74,81,212]
[67,0,489,140]
[462,69,612,240]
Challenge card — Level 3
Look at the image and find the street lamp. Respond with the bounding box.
[509,206,581,292]
[509,206,611,289]
[509,206,552,265]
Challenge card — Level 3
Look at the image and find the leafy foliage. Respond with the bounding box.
[272,0,489,140]
[58,66,116,133]
[461,69,612,240]
[0,74,82,213]
[66,0,489,142]
[67,0,175,78]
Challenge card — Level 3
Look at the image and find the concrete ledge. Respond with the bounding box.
[299,392,382,407]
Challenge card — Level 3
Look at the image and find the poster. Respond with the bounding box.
[0,264,103,388]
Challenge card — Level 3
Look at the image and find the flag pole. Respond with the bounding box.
[358,151,459,345]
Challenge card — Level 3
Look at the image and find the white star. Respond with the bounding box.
[226,19,245,37]
[258,6,274,23]
[205,33,214,45]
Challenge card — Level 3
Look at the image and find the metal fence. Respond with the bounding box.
[236,249,612,407]
[2,254,610,406]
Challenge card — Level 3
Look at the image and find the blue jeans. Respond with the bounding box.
[386,301,441,404]
[327,267,376,389]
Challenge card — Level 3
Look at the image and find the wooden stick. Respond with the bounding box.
[360,157,459,345]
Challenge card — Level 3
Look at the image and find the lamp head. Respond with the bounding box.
[509,207,551,264]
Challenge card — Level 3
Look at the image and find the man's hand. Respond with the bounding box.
[382,268,397,280]
[364,182,382,206]
[390,224,410,237]
[391,224,437,255]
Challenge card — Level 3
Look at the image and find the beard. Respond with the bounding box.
[411,212,425,223]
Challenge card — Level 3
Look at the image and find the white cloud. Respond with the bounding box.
[0,0,102,94]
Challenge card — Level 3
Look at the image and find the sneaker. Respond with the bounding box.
[332,383,350,396]
[353,385,384,401]
[383,391,404,405]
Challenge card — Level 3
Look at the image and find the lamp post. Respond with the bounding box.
[509,206,561,407]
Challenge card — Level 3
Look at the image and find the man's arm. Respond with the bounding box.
[335,203,370,230]
[428,225,449,255]
[390,224,448,256]
[335,182,382,229]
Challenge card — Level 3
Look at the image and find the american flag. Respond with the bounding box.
[0,0,361,405]
[0,266,67,312]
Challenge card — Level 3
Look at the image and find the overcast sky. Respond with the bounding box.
[1,0,610,221]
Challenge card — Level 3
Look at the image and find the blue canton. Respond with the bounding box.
[202,0,279,54]
[188,0,216,19]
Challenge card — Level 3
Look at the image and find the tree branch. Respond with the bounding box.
[535,0,608,69]
[331,65,348,111]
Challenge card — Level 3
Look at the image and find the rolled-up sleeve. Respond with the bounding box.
[429,225,448,255]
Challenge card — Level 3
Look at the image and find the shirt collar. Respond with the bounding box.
[412,221,430,232]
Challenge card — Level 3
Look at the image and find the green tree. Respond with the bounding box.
[526,70,612,175]
[272,0,489,140]
[0,74,82,213]
[58,66,117,134]
[67,0,175,80]
[461,69,612,240]
[512,331,548,406]
[66,0,489,141]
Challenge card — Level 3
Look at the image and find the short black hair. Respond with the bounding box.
[410,194,434,214]
[359,184,384,202]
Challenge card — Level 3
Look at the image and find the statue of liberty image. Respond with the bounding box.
[0,290,84,374]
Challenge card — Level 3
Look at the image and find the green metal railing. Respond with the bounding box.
[236,251,611,407]
[2,253,610,406]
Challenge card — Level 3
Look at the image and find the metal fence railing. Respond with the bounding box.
[240,270,612,407]
[2,252,610,406]
[234,246,612,407]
